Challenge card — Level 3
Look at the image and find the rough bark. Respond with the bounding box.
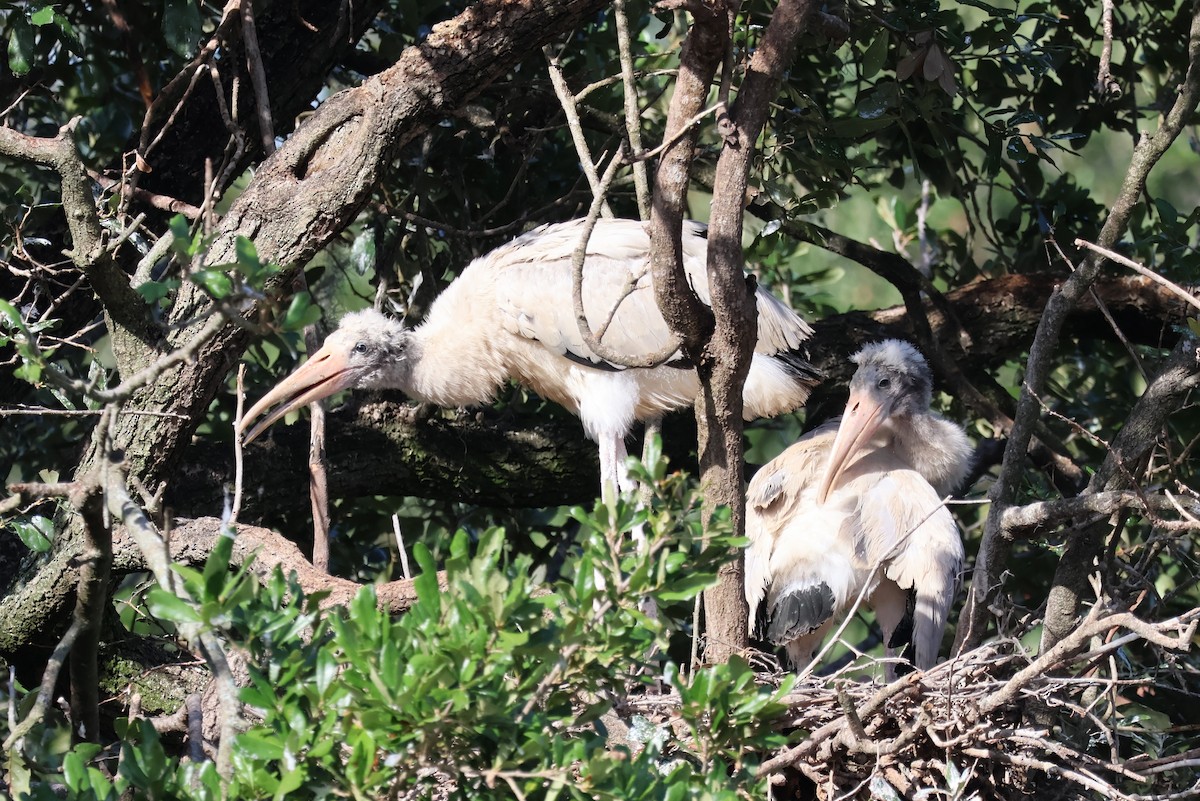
[698,0,817,664]
[173,401,601,521]
[5,0,612,662]
[1,516,440,655]
[648,0,724,349]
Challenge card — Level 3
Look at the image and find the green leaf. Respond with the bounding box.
[236,730,285,761]
[274,766,304,800]
[234,236,260,271]
[145,588,202,624]
[203,528,235,598]
[190,268,233,298]
[11,515,54,552]
[5,745,31,799]
[8,15,35,76]
[413,543,438,601]
[30,7,54,25]
[13,360,43,385]
[162,0,202,57]
[862,30,889,79]
[0,298,28,331]
[281,292,322,331]
[168,214,197,254]
[135,280,174,305]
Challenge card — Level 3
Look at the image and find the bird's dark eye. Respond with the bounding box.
[352,342,369,355]
[877,377,891,389]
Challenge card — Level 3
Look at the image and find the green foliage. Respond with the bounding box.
[6,464,795,799]
[8,513,54,553]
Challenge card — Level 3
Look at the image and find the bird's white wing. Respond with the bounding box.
[492,219,693,368]
[491,218,811,369]
[744,426,837,634]
[852,468,964,668]
[753,285,813,355]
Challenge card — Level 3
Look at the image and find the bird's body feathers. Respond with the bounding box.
[402,218,816,440]
[241,218,818,498]
[745,341,970,674]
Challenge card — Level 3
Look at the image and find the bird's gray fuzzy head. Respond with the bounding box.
[849,339,933,418]
[324,308,414,390]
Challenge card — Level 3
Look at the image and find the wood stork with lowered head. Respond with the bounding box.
[239,218,820,500]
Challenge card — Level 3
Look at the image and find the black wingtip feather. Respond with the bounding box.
[776,348,822,386]
[766,584,835,646]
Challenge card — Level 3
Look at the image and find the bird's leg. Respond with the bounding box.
[869,581,911,683]
[598,434,623,508]
[598,432,659,623]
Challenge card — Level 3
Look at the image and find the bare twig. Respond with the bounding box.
[1074,238,1200,314]
[2,618,83,750]
[230,364,247,524]
[543,45,614,219]
[1095,0,1122,100]
[104,465,243,778]
[240,0,276,156]
[569,152,684,369]
[613,0,651,218]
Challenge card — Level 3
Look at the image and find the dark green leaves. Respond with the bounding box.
[162,0,203,57]
[7,13,34,75]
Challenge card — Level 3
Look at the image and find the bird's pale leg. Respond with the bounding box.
[870,580,909,683]
[598,433,623,507]
[593,434,623,603]
[597,432,658,622]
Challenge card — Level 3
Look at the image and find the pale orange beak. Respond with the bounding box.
[817,388,888,504]
[237,346,358,444]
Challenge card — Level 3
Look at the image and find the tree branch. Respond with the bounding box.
[700,0,817,663]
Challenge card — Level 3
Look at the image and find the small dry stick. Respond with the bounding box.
[1074,238,1200,314]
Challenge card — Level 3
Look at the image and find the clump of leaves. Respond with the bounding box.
[9,456,794,800]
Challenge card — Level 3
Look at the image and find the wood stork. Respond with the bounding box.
[744,340,971,675]
[238,218,819,499]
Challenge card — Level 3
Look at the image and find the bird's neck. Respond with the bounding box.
[889,412,973,496]
[392,322,508,408]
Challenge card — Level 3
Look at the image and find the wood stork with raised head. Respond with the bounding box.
[745,340,971,675]
[239,218,819,499]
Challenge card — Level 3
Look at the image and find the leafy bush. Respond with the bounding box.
[6,457,795,800]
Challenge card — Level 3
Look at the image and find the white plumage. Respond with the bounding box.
[239,218,819,496]
[745,340,971,675]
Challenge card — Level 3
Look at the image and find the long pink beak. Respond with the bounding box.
[237,346,357,444]
[817,388,888,504]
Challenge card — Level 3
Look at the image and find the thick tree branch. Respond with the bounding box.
[700,0,816,663]
[648,1,726,350]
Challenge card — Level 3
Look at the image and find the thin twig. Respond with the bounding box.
[543,45,613,218]
[1074,237,1200,314]
[613,0,651,218]
[240,0,276,156]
